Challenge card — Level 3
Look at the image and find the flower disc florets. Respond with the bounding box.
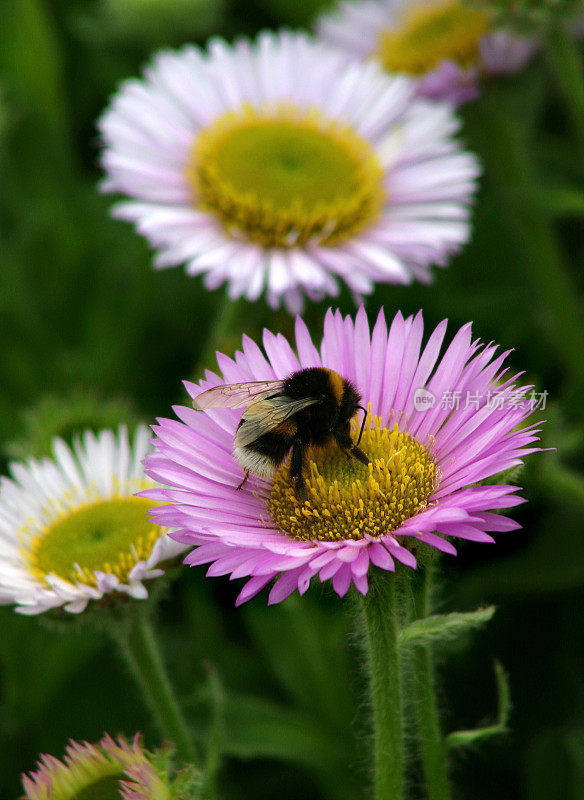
[187,104,384,249]
[270,420,438,542]
[26,497,161,589]
[145,307,543,605]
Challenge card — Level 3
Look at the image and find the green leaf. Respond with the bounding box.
[445,662,511,750]
[0,609,100,728]
[220,694,344,765]
[243,596,354,730]
[189,689,361,800]
[85,0,227,47]
[0,0,68,140]
[545,21,584,168]
[535,460,584,509]
[399,606,496,647]
[180,584,259,689]
[527,186,584,217]
[252,0,335,26]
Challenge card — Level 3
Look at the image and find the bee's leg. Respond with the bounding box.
[350,444,370,466]
[236,470,250,491]
[335,422,353,460]
[334,431,370,466]
[289,439,307,502]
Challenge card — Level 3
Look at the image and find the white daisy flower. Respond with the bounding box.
[0,426,184,615]
[98,30,480,313]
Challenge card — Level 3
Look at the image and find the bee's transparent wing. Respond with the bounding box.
[234,395,321,448]
[193,380,285,410]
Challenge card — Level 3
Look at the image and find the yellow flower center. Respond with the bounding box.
[376,0,491,75]
[25,497,161,587]
[186,104,384,248]
[269,418,438,542]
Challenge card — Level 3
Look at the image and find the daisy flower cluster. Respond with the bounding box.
[0,0,558,794]
[144,307,541,606]
[0,426,185,615]
[316,0,539,104]
[99,30,480,312]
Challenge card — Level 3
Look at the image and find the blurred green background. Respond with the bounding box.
[1,0,583,798]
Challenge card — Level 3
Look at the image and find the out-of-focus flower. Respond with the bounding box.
[0,427,184,615]
[316,0,539,103]
[22,734,201,800]
[99,30,479,312]
[22,735,160,800]
[144,308,542,605]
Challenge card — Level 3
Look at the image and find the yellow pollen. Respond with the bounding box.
[376,0,491,76]
[186,103,384,248]
[25,496,162,588]
[269,417,439,542]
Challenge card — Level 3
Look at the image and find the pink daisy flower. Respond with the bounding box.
[316,0,538,104]
[144,308,543,606]
[98,30,479,313]
[22,734,171,800]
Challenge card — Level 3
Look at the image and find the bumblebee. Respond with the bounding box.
[194,367,370,500]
